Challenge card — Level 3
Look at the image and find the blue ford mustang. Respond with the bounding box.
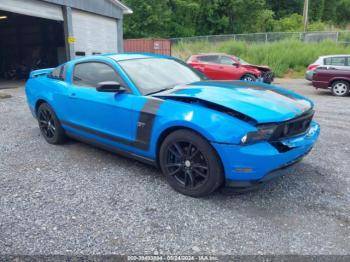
[25,53,320,197]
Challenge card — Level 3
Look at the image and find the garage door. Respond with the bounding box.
[72,9,119,56]
[0,0,63,21]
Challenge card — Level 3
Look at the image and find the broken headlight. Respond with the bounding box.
[241,125,277,145]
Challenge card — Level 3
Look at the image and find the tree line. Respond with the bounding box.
[123,0,350,38]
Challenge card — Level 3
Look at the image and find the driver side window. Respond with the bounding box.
[219,56,234,65]
[73,62,125,88]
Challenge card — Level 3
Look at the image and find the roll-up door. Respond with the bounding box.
[72,9,119,56]
[0,0,63,21]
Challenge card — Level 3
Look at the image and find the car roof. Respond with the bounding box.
[65,52,173,65]
[319,54,350,58]
[105,52,172,61]
[196,53,228,56]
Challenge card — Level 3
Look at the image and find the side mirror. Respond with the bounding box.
[96,81,126,93]
[233,63,240,67]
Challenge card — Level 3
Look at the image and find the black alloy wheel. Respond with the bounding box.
[38,107,56,139]
[165,141,209,189]
[37,103,66,144]
[159,130,223,197]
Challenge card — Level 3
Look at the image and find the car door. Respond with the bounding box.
[217,56,251,80]
[197,55,221,79]
[65,60,139,146]
[219,56,239,80]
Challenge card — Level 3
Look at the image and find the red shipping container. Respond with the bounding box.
[123,39,171,56]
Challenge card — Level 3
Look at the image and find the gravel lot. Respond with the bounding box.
[0,79,349,255]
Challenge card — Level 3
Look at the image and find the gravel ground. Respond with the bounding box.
[0,79,349,255]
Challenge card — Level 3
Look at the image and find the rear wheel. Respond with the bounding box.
[241,74,257,82]
[331,81,350,97]
[37,103,66,144]
[159,130,224,197]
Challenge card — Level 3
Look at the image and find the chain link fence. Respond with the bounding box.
[171,31,350,45]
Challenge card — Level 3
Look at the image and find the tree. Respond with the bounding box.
[322,0,337,22]
[274,13,303,32]
[255,9,276,33]
[123,0,172,38]
[266,0,303,19]
[167,0,200,37]
[335,0,350,25]
[309,0,325,22]
[194,0,230,35]
[122,0,350,38]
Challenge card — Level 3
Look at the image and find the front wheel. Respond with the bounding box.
[331,81,349,97]
[159,130,224,197]
[241,74,257,82]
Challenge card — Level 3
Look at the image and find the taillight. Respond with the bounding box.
[307,64,319,70]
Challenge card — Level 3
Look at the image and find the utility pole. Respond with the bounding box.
[303,0,309,32]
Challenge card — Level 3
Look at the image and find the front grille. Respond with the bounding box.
[270,110,314,141]
[262,71,274,83]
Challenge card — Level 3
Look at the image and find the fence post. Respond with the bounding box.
[265,33,268,43]
[336,31,339,44]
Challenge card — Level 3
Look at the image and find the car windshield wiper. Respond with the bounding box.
[146,87,173,96]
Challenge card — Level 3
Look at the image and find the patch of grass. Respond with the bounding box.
[172,40,350,77]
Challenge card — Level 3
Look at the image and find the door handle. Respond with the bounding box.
[70,93,77,99]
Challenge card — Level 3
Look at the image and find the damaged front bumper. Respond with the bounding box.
[212,121,320,192]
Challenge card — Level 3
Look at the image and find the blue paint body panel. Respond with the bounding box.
[25,53,320,184]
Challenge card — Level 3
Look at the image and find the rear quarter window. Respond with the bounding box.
[198,55,219,64]
[48,65,66,81]
[324,57,347,66]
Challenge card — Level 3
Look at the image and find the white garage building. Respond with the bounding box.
[0,0,132,80]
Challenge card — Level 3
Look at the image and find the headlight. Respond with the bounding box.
[241,125,276,145]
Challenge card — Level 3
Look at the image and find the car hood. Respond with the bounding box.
[243,64,271,72]
[153,81,313,123]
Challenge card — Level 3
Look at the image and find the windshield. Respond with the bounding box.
[118,58,204,95]
[235,56,249,65]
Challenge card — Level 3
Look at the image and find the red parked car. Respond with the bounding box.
[187,53,274,83]
[312,68,350,96]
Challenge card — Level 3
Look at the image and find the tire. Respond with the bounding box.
[241,74,257,82]
[37,103,66,144]
[159,129,224,197]
[331,81,350,97]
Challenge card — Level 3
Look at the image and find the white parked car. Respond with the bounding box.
[305,55,350,81]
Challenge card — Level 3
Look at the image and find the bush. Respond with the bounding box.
[173,39,350,77]
[308,21,328,31]
[273,14,304,32]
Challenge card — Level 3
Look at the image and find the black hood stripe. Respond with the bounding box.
[160,80,311,114]
[192,80,301,100]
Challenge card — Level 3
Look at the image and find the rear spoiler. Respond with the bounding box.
[29,68,54,78]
